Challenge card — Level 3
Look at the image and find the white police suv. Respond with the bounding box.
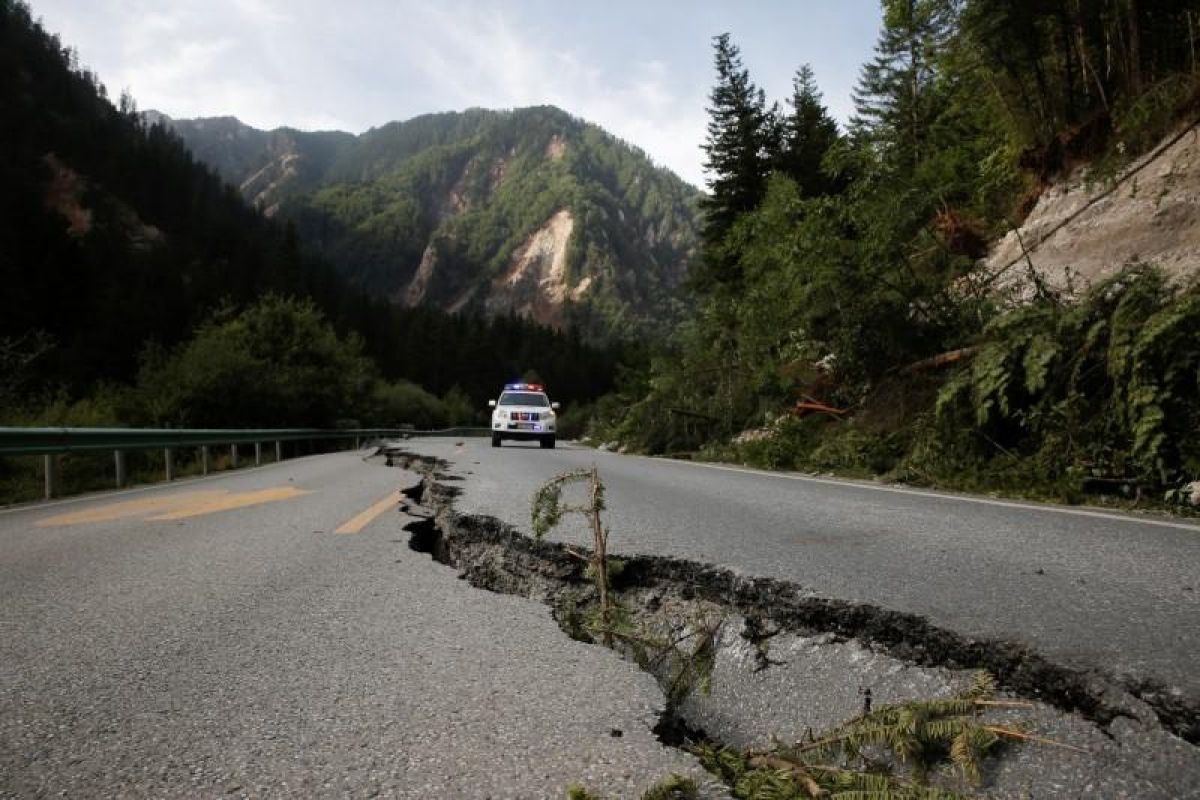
[489,382,559,449]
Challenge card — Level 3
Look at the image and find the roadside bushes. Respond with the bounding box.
[8,296,478,432]
[707,267,1199,503]
[135,296,375,428]
[932,266,1200,491]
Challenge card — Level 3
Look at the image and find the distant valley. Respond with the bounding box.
[153,107,702,338]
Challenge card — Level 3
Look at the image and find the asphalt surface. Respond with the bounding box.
[403,438,1200,705]
[0,451,712,798]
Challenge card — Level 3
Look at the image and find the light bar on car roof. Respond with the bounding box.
[504,382,545,392]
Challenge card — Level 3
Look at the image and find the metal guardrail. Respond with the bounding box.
[0,426,490,499]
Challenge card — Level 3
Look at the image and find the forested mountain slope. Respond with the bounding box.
[0,0,623,427]
[159,108,702,338]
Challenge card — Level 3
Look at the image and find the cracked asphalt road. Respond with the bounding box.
[404,438,1200,709]
[0,450,712,798]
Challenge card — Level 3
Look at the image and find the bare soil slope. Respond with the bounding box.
[983,124,1200,295]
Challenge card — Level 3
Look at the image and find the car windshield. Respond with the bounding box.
[498,392,549,407]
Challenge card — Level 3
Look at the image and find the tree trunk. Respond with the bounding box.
[1125,0,1142,94]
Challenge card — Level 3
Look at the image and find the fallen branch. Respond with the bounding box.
[791,394,849,418]
[899,345,983,374]
[747,755,827,798]
[563,546,590,562]
[982,725,1090,753]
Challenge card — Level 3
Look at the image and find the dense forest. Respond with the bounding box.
[591,0,1200,502]
[0,0,626,432]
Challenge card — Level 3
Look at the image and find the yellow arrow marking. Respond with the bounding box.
[335,489,404,534]
[37,487,309,527]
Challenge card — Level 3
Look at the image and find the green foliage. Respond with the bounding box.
[641,774,700,800]
[958,0,1200,156]
[853,0,956,170]
[531,468,601,540]
[621,8,1200,510]
[531,466,615,642]
[934,267,1200,486]
[565,775,699,800]
[135,296,374,428]
[365,380,452,429]
[697,33,776,293]
[695,672,1015,799]
[777,65,843,197]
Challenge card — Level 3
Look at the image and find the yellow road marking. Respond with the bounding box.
[37,490,227,527]
[148,487,310,520]
[37,487,309,527]
[335,489,404,534]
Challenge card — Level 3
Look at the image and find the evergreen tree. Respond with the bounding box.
[697,33,774,292]
[775,64,843,197]
[852,0,956,168]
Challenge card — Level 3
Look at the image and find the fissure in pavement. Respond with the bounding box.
[388,451,1200,797]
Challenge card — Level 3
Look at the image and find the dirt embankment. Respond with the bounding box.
[983,124,1200,296]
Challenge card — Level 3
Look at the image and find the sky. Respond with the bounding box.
[30,1,883,188]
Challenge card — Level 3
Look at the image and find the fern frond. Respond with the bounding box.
[963,671,997,700]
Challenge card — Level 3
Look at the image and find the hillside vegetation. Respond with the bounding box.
[0,0,626,439]
[590,0,1200,505]
[163,107,702,339]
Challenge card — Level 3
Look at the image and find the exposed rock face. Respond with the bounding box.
[486,209,582,328]
[42,153,92,237]
[403,243,440,306]
[983,124,1200,296]
[545,134,567,161]
[239,147,302,215]
[42,153,162,247]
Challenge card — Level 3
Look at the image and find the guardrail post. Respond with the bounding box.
[201,445,209,476]
[230,444,238,469]
[275,441,282,462]
[255,442,262,466]
[114,450,126,488]
[44,454,58,500]
[354,436,360,450]
[164,448,173,481]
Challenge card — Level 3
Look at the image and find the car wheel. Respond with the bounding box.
[540,436,556,449]
[491,434,501,448]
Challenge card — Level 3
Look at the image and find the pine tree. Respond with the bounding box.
[775,64,842,197]
[697,33,774,292]
[852,0,956,169]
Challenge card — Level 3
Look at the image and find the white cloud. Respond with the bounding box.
[385,2,708,184]
[29,0,881,187]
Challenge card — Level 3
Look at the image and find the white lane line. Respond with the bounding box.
[628,456,1200,533]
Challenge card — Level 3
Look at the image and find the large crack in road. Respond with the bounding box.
[387,450,1200,798]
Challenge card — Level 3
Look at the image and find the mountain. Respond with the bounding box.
[0,0,623,410]
[155,107,702,338]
